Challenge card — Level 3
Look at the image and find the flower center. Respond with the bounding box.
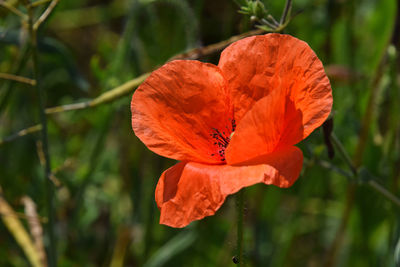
[210,119,236,162]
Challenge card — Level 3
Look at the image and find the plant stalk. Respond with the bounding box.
[27,2,56,266]
[280,0,292,25]
[235,189,244,266]
[330,133,357,177]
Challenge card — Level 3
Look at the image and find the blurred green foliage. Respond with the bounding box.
[0,0,399,266]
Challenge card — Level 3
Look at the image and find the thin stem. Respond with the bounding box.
[0,39,31,112]
[46,72,150,113]
[0,124,42,145]
[330,133,358,177]
[235,189,244,266]
[267,15,280,27]
[280,0,292,25]
[368,180,400,207]
[315,159,353,179]
[30,0,52,7]
[0,72,36,85]
[169,28,264,61]
[0,1,28,19]
[260,18,278,29]
[45,102,90,114]
[330,132,400,207]
[26,2,56,266]
[33,0,59,30]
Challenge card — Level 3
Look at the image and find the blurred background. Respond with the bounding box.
[0,0,399,266]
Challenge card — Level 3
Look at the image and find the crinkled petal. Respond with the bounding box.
[225,88,303,164]
[218,33,332,139]
[131,60,232,164]
[155,146,303,228]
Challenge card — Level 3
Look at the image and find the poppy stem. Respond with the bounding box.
[235,189,245,265]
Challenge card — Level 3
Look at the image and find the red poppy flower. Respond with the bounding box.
[131,33,332,228]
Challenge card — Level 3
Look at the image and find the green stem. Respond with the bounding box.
[330,133,358,177]
[0,2,28,19]
[280,0,292,25]
[368,180,400,207]
[235,189,244,266]
[30,0,52,7]
[0,124,42,146]
[27,2,56,266]
[330,132,400,207]
[0,72,36,85]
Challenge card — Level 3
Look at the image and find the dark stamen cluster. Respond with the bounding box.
[210,119,236,162]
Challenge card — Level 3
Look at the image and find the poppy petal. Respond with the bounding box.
[155,146,303,228]
[225,88,302,164]
[131,60,233,164]
[218,33,332,139]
